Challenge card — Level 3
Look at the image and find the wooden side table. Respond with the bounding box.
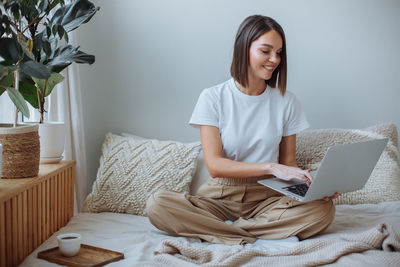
[0,161,75,267]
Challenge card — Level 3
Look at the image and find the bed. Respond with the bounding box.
[20,124,400,266]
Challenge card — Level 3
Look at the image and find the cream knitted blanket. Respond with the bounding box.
[150,223,400,266]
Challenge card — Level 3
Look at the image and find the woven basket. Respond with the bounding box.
[0,124,40,178]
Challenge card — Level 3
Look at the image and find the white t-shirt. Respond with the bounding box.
[189,78,309,163]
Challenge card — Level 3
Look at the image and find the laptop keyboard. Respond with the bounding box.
[283,183,309,197]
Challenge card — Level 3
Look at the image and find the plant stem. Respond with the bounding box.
[21,13,41,35]
[36,84,42,122]
[13,69,20,127]
[13,31,24,128]
[40,80,47,123]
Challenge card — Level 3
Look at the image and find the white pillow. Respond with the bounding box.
[296,123,400,204]
[83,133,201,216]
[120,133,210,195]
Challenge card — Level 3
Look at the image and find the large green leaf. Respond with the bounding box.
[57,24,65,39]
[4,1,18,10]
[0,38,21,63]
[10,3,21,21]
[20,2,39,20]
[0,65,8,79]
[0,72,6,95]
[19,79,39,109]
[0,14,9,36]
[46,45,94,73]
[34,32,57,60]
[33,72,64,97]
[0,72,14,87]
[0,65,17,75]
[49,0,65,11]
[20,60,51,79]
[38,0,49,14]
[0,67,15,96]
[6,86,30,118]
[50,0,99,32]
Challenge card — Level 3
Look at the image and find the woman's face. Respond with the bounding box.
[248,30,283,83]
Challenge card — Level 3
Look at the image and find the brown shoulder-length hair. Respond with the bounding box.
[230,15,287,95]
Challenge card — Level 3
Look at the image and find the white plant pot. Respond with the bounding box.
[38,122,66,163]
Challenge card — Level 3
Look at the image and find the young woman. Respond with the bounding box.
[147,15,336,245]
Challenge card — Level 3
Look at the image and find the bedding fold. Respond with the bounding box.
[151,223,400,267]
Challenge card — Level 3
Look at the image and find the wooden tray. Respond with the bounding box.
[37,244,124,267]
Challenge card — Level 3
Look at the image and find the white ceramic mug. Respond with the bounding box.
[57,233,82,257]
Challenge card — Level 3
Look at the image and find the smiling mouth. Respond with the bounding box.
[264,66,274,71]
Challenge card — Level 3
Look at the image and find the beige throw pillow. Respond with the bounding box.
[119,132,210,195]
[84,133,201,216]
[296,123,400,204]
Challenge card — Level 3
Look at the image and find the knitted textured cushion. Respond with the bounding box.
[84,133,201,216]
[296,123,400,204]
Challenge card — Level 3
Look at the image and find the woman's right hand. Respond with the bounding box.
[270,163,314,186]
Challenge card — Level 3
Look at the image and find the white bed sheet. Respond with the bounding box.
[20,201,400,266]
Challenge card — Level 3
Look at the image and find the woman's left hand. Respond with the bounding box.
[322,192,340,201]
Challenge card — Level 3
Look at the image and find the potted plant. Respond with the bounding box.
[0,0,99,173]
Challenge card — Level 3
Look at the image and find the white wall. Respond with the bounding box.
[76,0,400,190]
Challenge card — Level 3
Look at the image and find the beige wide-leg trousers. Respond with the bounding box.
[146,177,335,245]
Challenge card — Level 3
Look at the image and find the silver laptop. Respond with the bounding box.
[258,138,389,202]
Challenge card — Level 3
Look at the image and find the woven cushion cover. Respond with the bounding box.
[84,133,201,216]
[296,123,400,204]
